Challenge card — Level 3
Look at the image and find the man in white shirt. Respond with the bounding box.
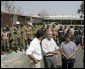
[42,29,60,68]
[26,29,45,68]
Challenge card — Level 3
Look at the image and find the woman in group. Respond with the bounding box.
[60,33,79,68]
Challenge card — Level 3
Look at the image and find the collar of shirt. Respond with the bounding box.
[35,37,41,43]
[45,37,53,41]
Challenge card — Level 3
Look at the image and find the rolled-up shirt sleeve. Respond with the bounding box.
[55,45,60,50]
[26,43,35,55]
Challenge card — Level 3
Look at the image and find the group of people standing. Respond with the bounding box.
[1,21,84,68]
[1,21,33,54]
[26,24,84,68]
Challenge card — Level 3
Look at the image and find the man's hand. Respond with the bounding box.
[59,48,64,52]
[28,55,38,64]
[33,59,38,64]
[53,51,60,55]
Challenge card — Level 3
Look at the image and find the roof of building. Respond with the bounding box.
[1,11,84,20]
[43,14,84,20]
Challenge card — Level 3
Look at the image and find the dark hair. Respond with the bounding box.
[65,33,72,40]
[70,26,73,28]
[35,29,46,38]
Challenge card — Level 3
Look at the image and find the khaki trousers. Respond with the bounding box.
[30,60,42,68]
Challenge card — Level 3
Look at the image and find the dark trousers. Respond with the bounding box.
[62,58,75,68]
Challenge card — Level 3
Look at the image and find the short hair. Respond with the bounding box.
[70,26,73,28]
[35,29,46,38]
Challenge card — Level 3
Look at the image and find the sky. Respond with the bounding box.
[2,1,83,16]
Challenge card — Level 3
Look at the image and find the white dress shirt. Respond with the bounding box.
[42,38,59,56]
[26,37,42,60]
